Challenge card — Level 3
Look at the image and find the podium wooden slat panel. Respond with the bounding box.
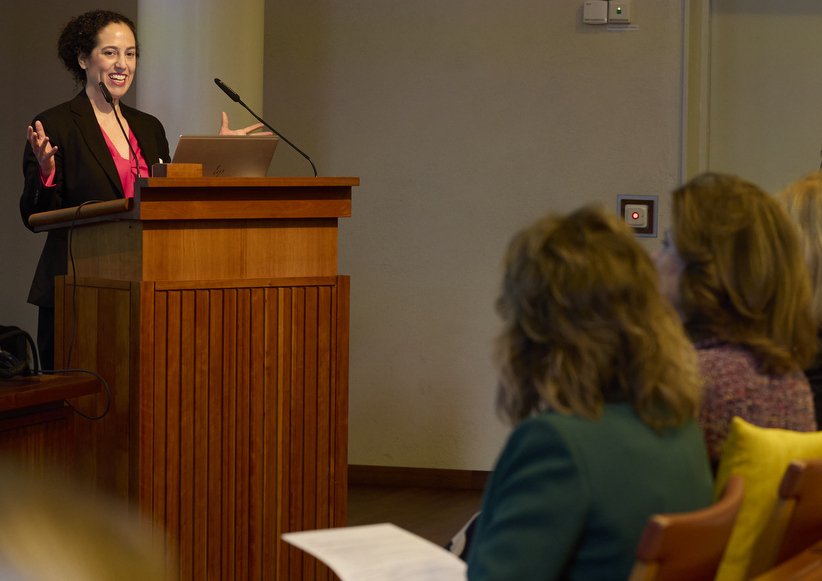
[206,290,224,581]
[124,280,346,581]
[45,177,353,581]
[193,289,209,581]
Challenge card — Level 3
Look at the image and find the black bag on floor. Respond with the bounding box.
[0,326,38,378]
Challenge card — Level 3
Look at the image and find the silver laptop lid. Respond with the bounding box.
[171,135,279,177]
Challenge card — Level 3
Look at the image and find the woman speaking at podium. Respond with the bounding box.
[20,10,264,370]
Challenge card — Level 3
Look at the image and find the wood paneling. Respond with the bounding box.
[27,198,131,229]
[141,219,339,280]
[0,374,99,413]
[45,178,355,580]
[0,408,74,474]
[0,374,99,478]
[137,182,353,221]
[56,278,134,494]
[73,219,339,281]
[29,177,356,231]
[70,223,143,281]
[143,280,347,580]
[61,276,348,580]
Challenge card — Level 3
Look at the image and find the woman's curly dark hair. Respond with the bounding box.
[57,10,138,85]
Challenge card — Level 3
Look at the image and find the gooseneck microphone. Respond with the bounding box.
[215,78,241,103]
[214,78,318,177]
[98,81,142,179]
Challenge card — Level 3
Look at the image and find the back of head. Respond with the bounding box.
[672,172,816,373]
[778,171,822,327]
[495,205,701,430]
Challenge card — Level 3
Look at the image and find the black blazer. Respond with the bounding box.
[20,92,170,306]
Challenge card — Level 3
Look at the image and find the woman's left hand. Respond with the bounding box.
[218,112,273,136]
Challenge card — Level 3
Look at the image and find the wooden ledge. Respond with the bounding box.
[29,198,132,230]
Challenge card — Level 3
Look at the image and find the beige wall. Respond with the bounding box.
[706,0,822,192]
[263,1,687,469]
[2,1,687,471]
[137,0,265,152]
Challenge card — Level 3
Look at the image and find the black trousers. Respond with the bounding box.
[37,306,54,371]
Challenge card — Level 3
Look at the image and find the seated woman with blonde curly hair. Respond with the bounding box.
[466,205,713,580]
[779,170,822,428]
[655,172,817,464]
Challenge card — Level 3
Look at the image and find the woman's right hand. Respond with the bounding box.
[27,120,57,179]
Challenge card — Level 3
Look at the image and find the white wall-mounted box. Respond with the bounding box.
[583,1,608,24]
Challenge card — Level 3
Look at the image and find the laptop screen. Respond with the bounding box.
[171,135,279,177]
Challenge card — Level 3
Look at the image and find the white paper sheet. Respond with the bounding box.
[282,523,467,581]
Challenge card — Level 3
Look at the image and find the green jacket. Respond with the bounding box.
[467,404,713,580]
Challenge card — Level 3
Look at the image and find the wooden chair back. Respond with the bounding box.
[749,540,822,580]
[628,475,745,581]
[747,458,822,578]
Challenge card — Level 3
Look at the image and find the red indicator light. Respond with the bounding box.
[631,211,640,220]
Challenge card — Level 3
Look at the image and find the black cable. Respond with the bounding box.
[41,367,112,421]
[65,201,100,367]
[55,200,115,419]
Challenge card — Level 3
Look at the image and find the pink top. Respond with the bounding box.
[697,339,817,462]
[40,127,148,198]
[101,128,148,198]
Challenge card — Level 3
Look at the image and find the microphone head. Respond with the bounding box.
[214,78,241,103]
[98,81,114,104]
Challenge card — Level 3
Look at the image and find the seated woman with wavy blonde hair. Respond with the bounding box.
[779,170,822,427]
[466,205,713,580]
[655,172,817,464]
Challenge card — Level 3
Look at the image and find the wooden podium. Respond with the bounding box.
[32,176,356,580]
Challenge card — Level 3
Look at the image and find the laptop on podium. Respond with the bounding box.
[171,135,279,177]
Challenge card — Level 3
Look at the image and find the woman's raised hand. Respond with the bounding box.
[218,112,273,136]
[27,120,57,178]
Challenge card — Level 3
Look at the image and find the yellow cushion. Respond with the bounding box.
[713,417,822,581]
